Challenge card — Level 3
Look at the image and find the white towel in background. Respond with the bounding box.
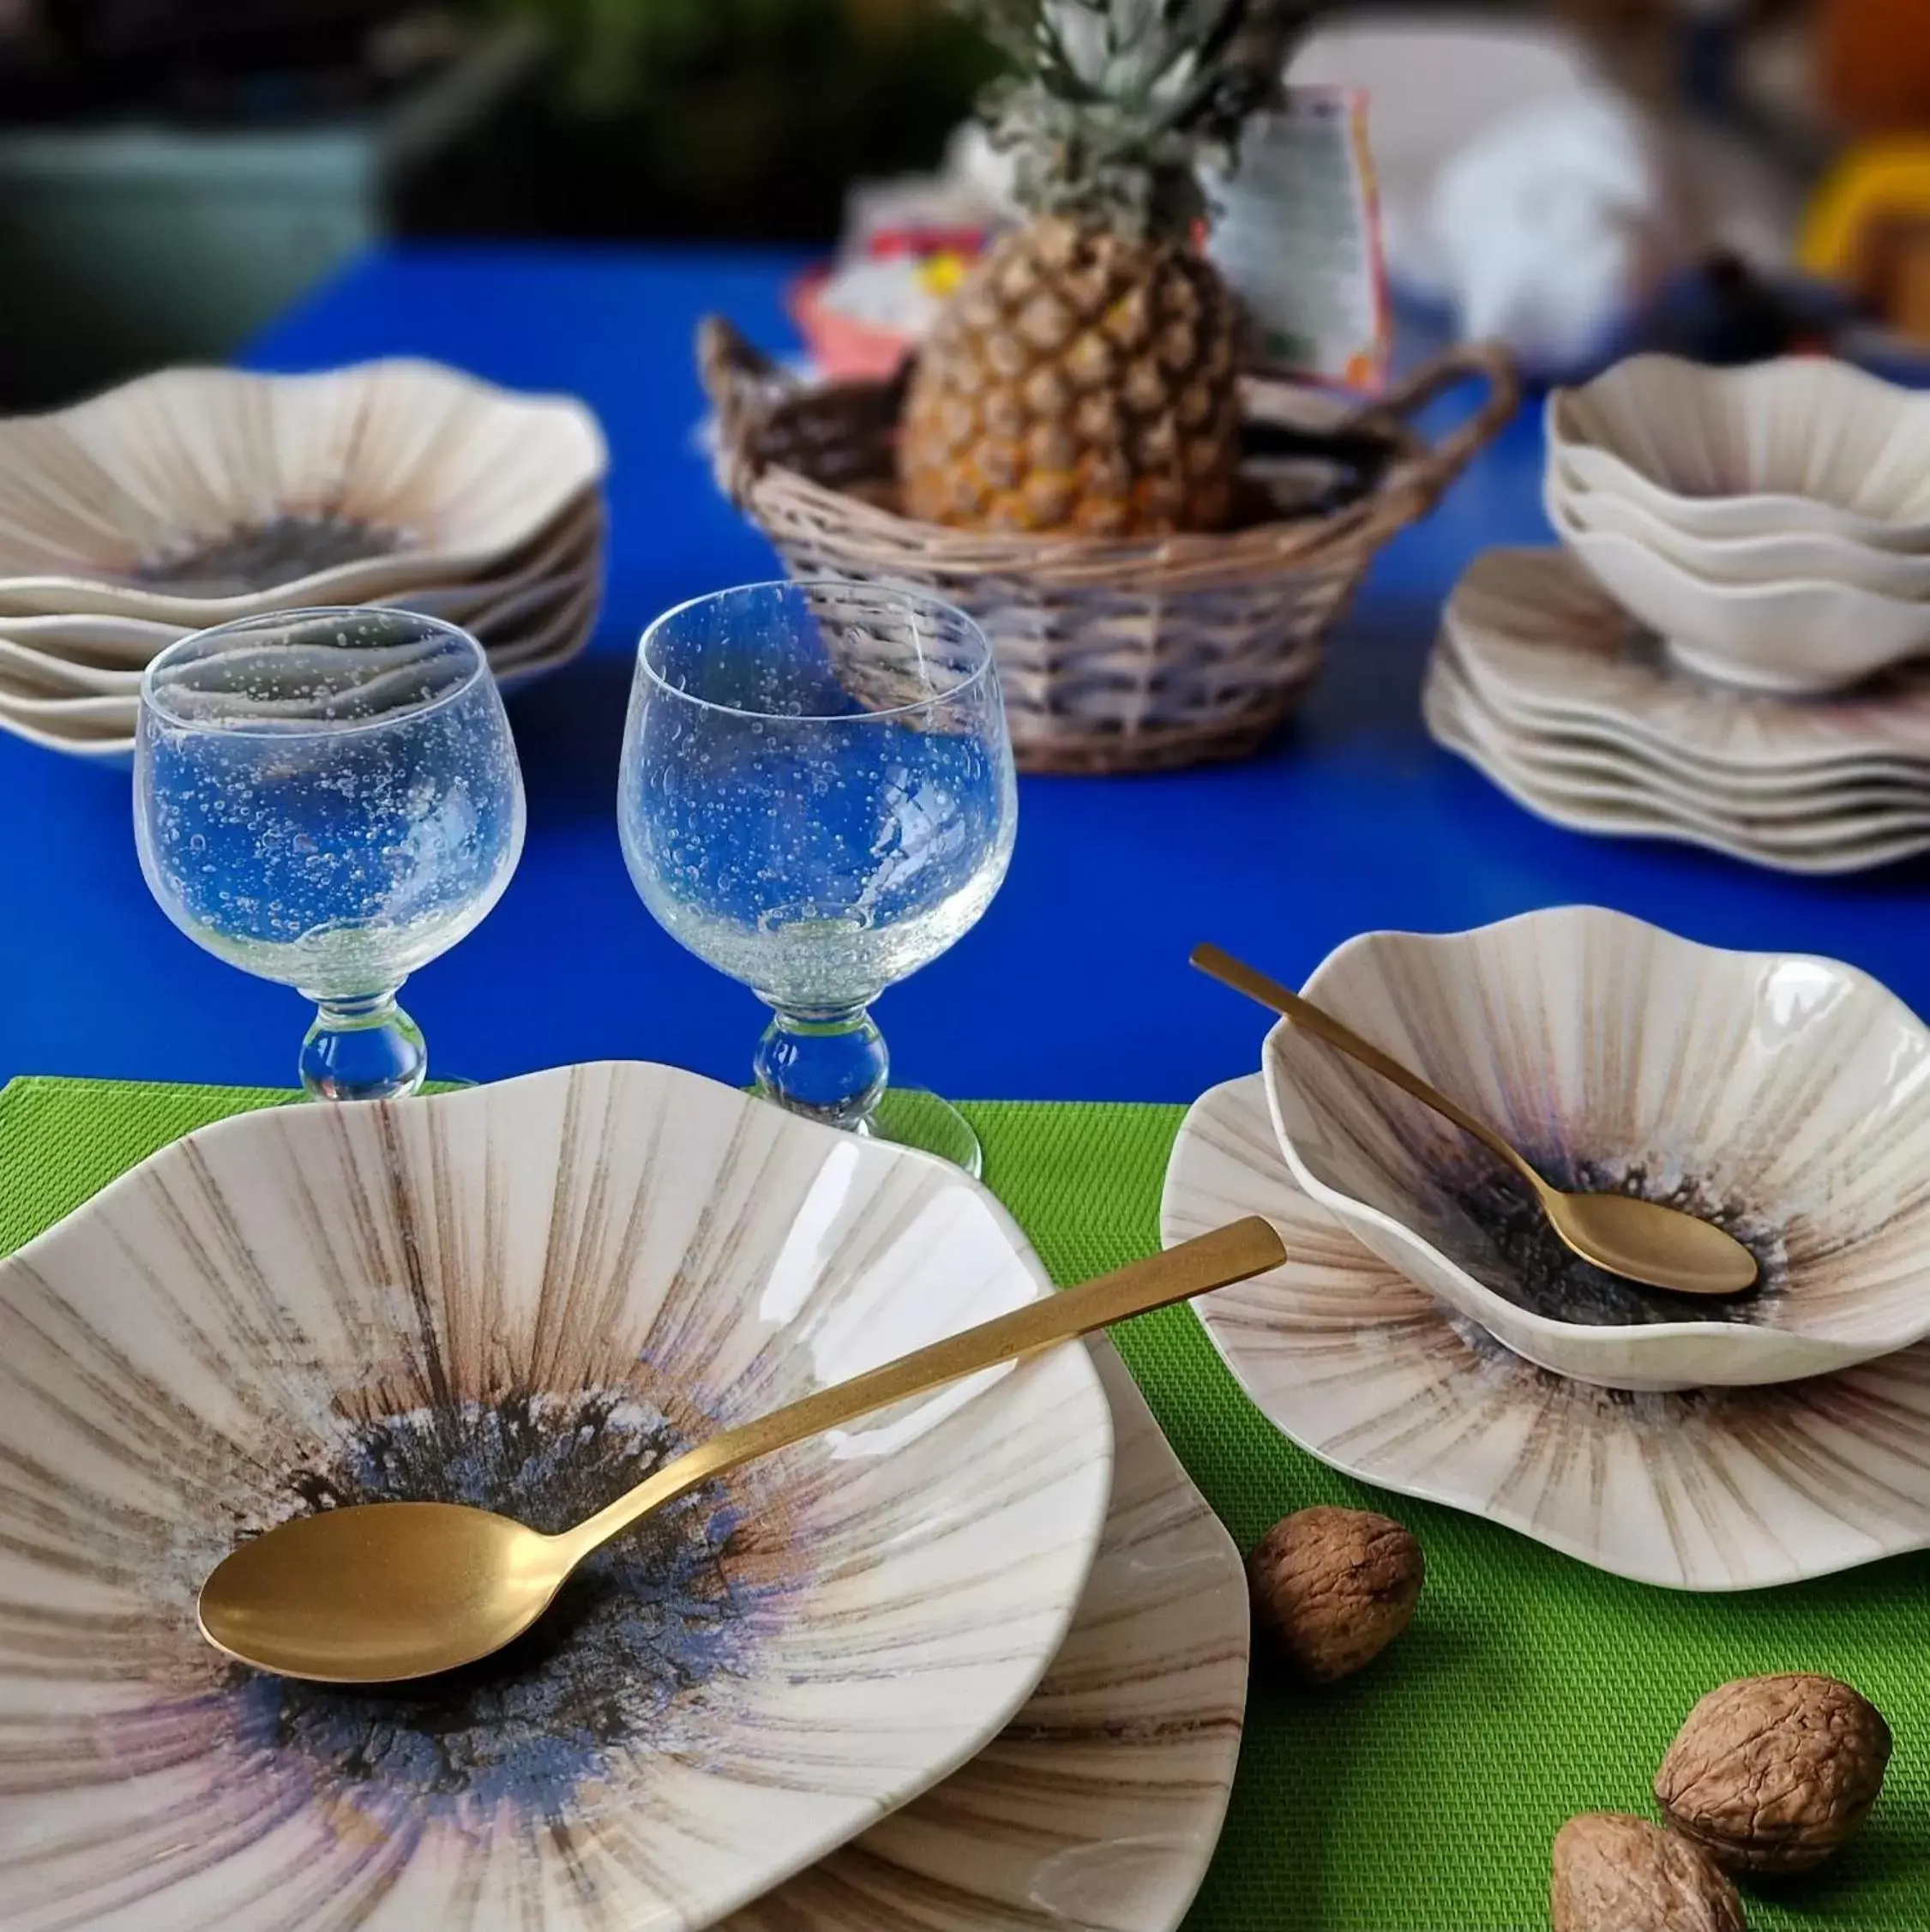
[1426,90,1689,374]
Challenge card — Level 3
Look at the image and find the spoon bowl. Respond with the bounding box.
[1543,1189,1758,1298]
[199,1503,570,1682]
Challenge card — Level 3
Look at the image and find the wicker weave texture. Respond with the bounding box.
[702,319,1518,774]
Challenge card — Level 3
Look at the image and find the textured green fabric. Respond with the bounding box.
[1,1078,1923,1930]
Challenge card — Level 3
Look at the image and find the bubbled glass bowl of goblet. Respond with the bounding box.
[135,606,526,1099]
[617,580,1015,1173]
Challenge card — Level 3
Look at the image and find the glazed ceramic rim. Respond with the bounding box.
[1544,354,1930,533]
[0,1062,1115,1512]
[1425,654,1930,864]
[637,579,996,725]
[140,605,490,739]
[1441,545,1930,779]
[1436,594,1930,789]
[0,360,610,617]
[1264,903,1930,1353]
[1547,491,1930,615]
[1548,468,1930,587]
[1432,641,1930,814]
[1426,671,1930,874]
[755,1334,1246,1932]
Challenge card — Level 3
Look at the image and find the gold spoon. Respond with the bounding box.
[1190,943,1757,1299]
[198,1216,1288,1685]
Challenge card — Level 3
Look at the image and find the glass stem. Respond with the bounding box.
[300,988,427,1101]
[754,1002,888,1134]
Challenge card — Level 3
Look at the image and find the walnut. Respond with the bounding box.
[1550,1814,1746,1932]
[1655,1675,1892,1873]
[1246,1505,1423,1682]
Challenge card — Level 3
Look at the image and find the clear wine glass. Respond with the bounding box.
[135,606,526,1099]
[618,580,1017,1174]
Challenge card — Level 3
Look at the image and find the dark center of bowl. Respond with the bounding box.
[1448,1152,1784,1327]
[135,515,409,595]
[225,1391,777,1817]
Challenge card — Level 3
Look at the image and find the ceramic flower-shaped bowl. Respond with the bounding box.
[0,1062,1113,1932]
[1264,906,1930,1391]
[1545,493,1930,695]
[1545,354,1930,549]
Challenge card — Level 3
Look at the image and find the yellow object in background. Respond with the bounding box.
[915,253,971,298]
[1801,141,1930,345]
[1802,141,1930,277]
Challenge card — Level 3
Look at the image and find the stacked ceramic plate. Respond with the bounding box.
[1166,907,1930,1591]
[1424,548,1930,872]
[1427,354,1930,872]
[0,360,610,764]
[0,1063,1246,1932]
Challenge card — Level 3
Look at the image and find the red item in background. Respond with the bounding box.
[787,226,989,380]
[867,226,984,261]
[787,268,917,382]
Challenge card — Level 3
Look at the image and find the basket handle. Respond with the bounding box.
[698,316,797,503]
[1355,340,1521,505]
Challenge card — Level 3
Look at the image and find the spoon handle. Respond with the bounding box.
[555,1216,1286,1566]
[1189,943,1547,1196]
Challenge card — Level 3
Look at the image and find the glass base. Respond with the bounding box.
[863,1087,983,1178]
[749,1003,979,1175]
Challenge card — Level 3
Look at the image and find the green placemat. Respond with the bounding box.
[0,1076,1922,1930]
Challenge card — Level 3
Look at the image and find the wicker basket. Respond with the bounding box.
[700,317,1518,774]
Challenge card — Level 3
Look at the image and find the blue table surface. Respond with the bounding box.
[3,242,1922,1101]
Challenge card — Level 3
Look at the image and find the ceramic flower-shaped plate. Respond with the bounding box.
[0,360,607,621]
[0,1062,1114,1932]
[1425,653,1930,874]
[1446,547,1930,774]
[0,496,606,763]
[725,1339,1248,1932]
[1164,1073,1930,1590]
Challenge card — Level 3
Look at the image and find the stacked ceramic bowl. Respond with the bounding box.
[0,360,610,764]
[1166,907,1930,1591]
[1427,355,1930,870]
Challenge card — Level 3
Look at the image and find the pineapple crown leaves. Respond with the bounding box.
[963,0,1304,236]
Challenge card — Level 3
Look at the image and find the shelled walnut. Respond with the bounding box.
[1550,1814,1746,1932]
[1655,1675,1892,1874]
[1246,1505,1423,1682]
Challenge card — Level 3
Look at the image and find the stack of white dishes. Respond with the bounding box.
[1424,548,1930,873]
[1546,355,1930,695]
[0,1062,1247,1932]
[1165,907,1930,1590]
[0,361,610,764]
[1427,353,1930,872]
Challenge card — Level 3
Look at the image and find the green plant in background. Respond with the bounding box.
[484,0,1000,238]
[514,0,878,117]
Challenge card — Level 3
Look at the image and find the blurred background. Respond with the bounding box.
[3,0,1929,407]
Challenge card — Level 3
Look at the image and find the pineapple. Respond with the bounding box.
[900,0,1297,537]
